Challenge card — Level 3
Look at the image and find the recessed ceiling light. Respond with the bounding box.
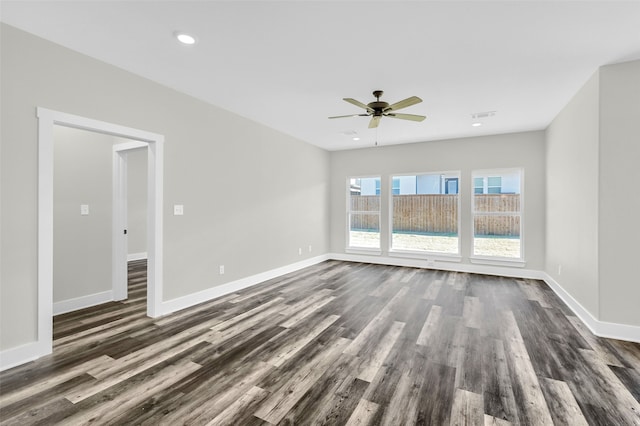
[174,31,197,45]
[353,137,360,141]
[472,122,483,127]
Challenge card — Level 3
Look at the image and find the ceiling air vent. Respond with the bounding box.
[471,111,496,119]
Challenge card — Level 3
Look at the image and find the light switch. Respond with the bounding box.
[80,204,89,215]
[173,204,184,215]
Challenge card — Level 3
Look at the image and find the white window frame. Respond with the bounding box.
[470,168,525,266]
[388,171,462,260]
[346,176,382,254]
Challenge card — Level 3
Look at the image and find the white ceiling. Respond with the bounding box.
[2,1,640,151]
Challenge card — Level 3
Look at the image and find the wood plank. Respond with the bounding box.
[539,377,589,426]
[416,360,457,425]
[416,305,442,346]
[61,360,200,425]
[279,295,336,328]
[577,349,640,425]
[463,296,482,329]
[450,389,484,426]
[89,321,219,379]
[205,386,268,426]
[0,355,113,408]
[481,339,519,423]
[278,371,368,425]
[500,310,554,425]
[253,336,351,424]
[65,331,215,403]
[355,320,405,382]
[610,364,640,402]
[516,279,552,308]
[483,414,513,425]
[423,279,443,300]
[207,302,286,346]
[567,316,624,367]
[345,399,379,426]
[455,327,483,393]
[379,369,422,425]
[163,361,274,424]
[1,395,79,425]
[343,286,409,356]
[0,374,91,422]
[264,314,340,367]
[210,296,285,333]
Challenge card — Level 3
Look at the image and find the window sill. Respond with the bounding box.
[469,256,526,268]
[388,250,462,263]
[345,247,382,256]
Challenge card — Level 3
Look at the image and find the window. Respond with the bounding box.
[474,176,502,194]
[390,172,460,255]
[348,177,381,249]
[392,178,400,195]
[445,178,458,194]
[472,169,522,259]
[473,177,484,194]
[487,176,502,194]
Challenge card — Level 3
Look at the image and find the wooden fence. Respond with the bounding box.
[350,194,520,236]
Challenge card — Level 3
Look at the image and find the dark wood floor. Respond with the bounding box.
[0,260,638,425]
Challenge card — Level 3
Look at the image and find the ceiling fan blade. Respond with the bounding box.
[368,116,381,128]
[385,113,426,122]
[385,96,422,112]
[328,113,370,119]
[329,113,363,119]
[343,98,373,111]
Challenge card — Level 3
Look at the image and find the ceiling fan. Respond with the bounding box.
[329,90,426,129]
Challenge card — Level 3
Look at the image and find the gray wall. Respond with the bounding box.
[598,60,640,326]
[126,147,148,256]
[0,24,330,350]
[53,126,114,303]
[329,131,547,269]
[546,59,640,327]
[545,71,600,316]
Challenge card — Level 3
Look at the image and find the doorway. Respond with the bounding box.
[37,108,164,359]
[113,141,149,301]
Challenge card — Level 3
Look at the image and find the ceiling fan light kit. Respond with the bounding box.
[329,90,426,128]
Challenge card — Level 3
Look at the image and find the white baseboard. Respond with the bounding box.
[328,252,544,280]
[53,290,114,316]
[127,252,147,261]
[0,340,51,372]
[160,255,330,316]
[542,273,640,343]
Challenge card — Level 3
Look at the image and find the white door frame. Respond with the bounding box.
[113,141,148,301]
[37,107,164,359]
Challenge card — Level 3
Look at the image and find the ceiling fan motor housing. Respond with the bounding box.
[369,101,390,115]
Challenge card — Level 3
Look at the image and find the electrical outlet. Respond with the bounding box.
[219,265,224,275]
[558,264,562,275]
[80,204,89,215]
[298,248,302,255]
[308,245,312,252]
[174,204,184,215]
